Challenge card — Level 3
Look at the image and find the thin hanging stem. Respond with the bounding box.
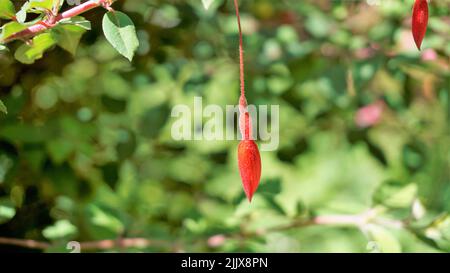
[233,0,245,101]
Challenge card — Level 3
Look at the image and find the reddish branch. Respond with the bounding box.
[2,0,115,43]
[0,237,51,249]
[0,237,167,251]
[0,211,403,251]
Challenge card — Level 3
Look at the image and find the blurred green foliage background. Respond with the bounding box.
[0,0,449,253]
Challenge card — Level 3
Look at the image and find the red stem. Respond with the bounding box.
[2,0,112,43]
[233,0,246,103]
[58,0,100,19]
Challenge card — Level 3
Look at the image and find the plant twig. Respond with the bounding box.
[0,237,51,250]
[233,0,246,103]
[249,211,377,237]
[78,238,169,250]
[1,0,116,43]
[0,237,169,251]
[0,211,405,251]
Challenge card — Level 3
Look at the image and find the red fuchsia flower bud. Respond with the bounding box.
[355,101,384,128]
[234,1,262,202]
[238,105,261,202]
[238,139,261,202]
[412,0,429,50]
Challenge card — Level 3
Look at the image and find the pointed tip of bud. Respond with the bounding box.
[246,193,253,203]
[415,40,422,51]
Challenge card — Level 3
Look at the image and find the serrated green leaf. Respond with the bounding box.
[14,32,57,64]
[0,0,15,19]
[1,21,27,41]
[0,99,7,114]
[53,24,87,55]
[102,11,139,61]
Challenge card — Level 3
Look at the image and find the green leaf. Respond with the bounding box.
[52,0,64,13]
[367,224,401,253]
[102,11,139,61]
[53,24,87,55]
[0,123,53,143]
[0,0,15,19]
[14,32,57,64]
[259,179,285,214]
[27,0,54,11]
[258,179,282,196]
[46,138,75,164]
[0,99,7,114]
[1,21,27,41]
[15,2,30,23]
[412,199,426,220]
[0,154,13,183]
[16,0,53,22]
[373,181,418,209]
[138,103,170,138]
[59,16,91,30]
[0,198,16,224]
[42,220,77,240]
[88,204,124,235]
[304,12,332,38]
[201,0,214,10]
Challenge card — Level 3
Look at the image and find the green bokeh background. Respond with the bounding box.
[0,0,449,252]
